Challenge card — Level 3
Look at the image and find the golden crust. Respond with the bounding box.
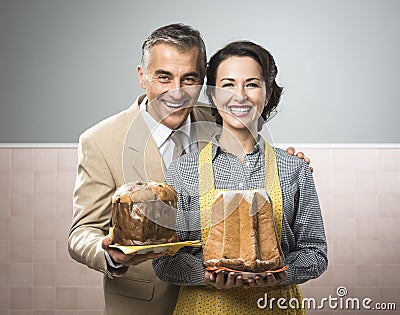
[111,181,178,245]
[203,191,284,272]
[112,180,177,205]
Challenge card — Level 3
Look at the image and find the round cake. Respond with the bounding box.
[111,180,179,246]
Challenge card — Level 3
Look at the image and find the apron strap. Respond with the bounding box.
[265,141,277,196]
[198,141,215,195]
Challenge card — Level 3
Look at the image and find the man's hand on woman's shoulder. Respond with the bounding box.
[286,147,314,173]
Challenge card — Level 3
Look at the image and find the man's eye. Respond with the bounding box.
[158,75,171,82]
[183,77,197,85]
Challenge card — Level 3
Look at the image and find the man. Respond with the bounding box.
[68,23,310,315]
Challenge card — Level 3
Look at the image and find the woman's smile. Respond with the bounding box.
[227,105,253,117]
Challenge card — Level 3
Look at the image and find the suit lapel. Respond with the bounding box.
[123,98,165,183]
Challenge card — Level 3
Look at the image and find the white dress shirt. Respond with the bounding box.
[139,97,197,169]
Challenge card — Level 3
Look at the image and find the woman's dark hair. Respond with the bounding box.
[206,40,283,127]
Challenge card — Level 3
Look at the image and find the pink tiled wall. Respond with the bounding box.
[0,147,104,315]
[0,146,399,314]
[296,147,400,315]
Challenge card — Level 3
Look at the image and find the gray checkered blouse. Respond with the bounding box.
[153,135,328,286]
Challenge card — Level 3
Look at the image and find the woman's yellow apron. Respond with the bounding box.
[173,142,305,315]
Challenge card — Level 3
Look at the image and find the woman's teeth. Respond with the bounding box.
[229,106,251,115]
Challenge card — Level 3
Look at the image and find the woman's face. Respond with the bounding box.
[213,56,269,132]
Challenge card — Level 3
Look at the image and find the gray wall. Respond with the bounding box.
[1,0,399,143]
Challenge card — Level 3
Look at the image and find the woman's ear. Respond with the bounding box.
[265,87,273,105]
[137,66,146,89]
[207,89,217,108]
[211,94,217,107]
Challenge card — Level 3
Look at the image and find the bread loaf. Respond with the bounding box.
[111,181,179,246]
[203,191,284,272]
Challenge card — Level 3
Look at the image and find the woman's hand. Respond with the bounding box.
[245,270,287,288]
[204,270,287,289]
[204,271,244,289]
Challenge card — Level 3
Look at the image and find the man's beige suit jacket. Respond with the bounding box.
[68,95,217,315]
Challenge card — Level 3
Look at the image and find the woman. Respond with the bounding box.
[153,41,327,314]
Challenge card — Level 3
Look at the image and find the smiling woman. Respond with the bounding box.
[205,41,283,161]
[153,40,327,314]
[211,56,268,149]
[206,41,282,133]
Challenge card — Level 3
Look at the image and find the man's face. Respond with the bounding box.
[138,43,203,130]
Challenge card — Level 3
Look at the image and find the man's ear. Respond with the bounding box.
[137,65,146,89]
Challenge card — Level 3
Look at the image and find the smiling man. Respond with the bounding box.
[68,24,216,315]
[138,42,202,130]
[68,23,310,315]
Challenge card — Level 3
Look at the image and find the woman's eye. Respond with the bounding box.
[246,83,260,88]
[221,83,234,88]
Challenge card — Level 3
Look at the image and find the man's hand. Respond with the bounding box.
[102,234,166,267]
[286,147,313,173]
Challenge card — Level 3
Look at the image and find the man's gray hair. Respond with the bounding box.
[141,23,207,82]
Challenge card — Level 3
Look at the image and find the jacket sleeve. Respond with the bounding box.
[68,132,124,278]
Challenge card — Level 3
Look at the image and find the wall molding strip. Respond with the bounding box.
[1,143,400,149]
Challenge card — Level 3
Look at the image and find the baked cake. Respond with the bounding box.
[203,191,284,272]
[111,180,179,246]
